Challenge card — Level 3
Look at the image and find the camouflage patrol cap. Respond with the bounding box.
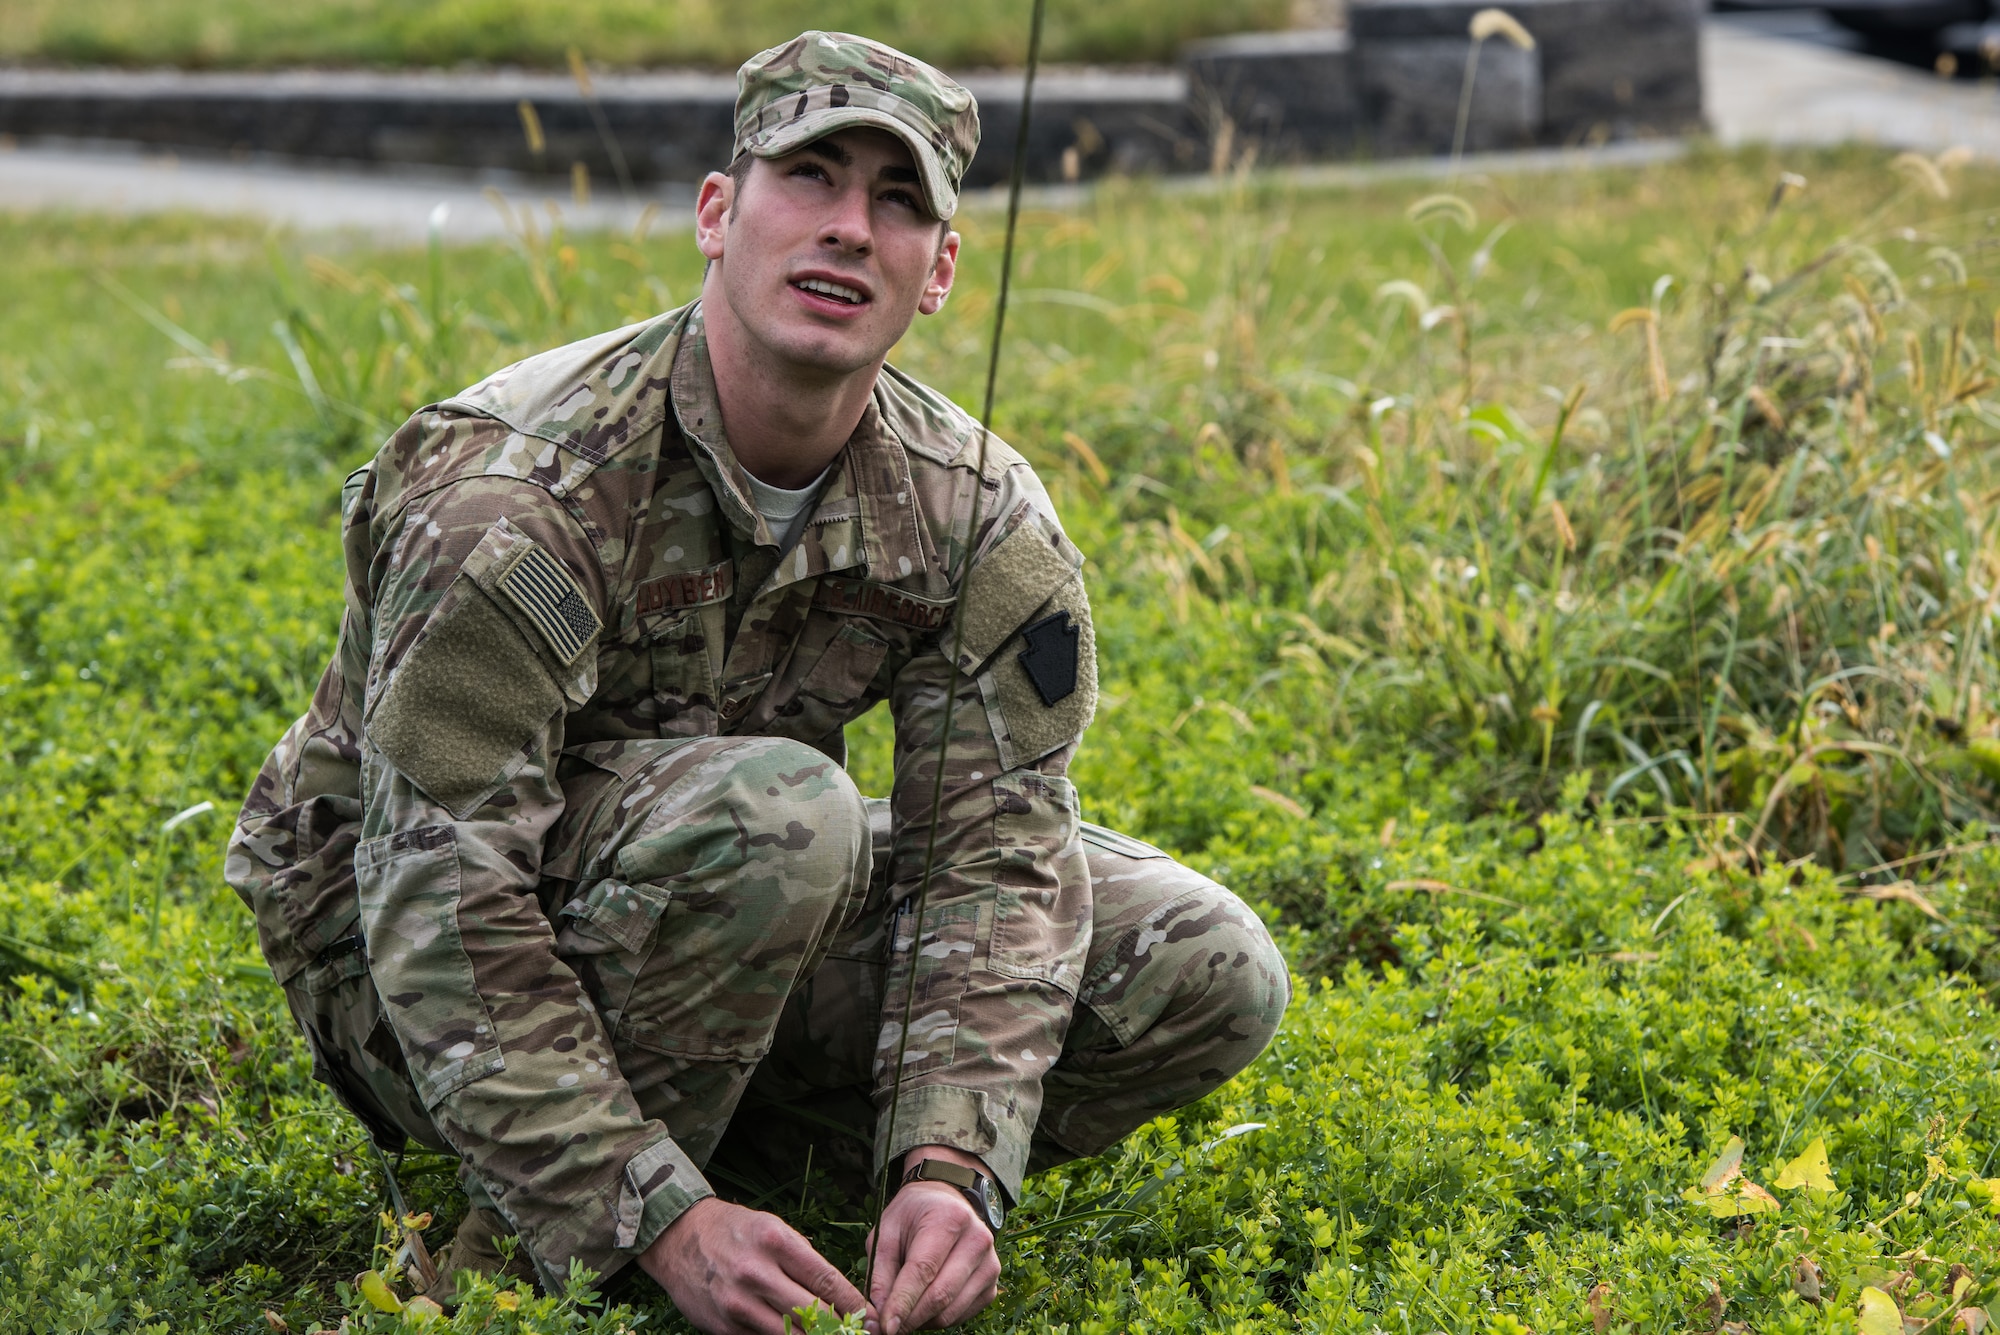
[733,31,980,220]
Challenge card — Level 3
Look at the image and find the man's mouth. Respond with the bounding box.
[794,277,867,305]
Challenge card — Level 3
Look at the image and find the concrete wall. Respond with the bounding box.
[0,4,1703,184]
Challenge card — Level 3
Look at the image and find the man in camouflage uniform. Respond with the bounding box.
[226,30,1287,1335]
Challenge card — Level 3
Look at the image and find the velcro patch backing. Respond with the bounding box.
[369,579,565,817]
[957,507,1083,670]
[986,574,1097,768]
[501,546,601,666]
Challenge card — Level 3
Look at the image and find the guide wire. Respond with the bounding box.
[865,0,1049,1306]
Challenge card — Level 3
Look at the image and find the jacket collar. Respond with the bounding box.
[668,301,929,589]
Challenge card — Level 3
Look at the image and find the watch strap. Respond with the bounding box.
[902,1158,980,1192]
[900,1157,1004,1233]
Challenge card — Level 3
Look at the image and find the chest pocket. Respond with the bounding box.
[648,605,721,738]
[771,622,890,747]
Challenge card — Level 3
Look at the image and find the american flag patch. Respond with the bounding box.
[500,546,600,666]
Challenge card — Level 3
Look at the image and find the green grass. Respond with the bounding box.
[8,146,2000,1332]
[0,0,1290,71]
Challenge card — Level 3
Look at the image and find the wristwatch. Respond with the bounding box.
[900,1156,1006,1234]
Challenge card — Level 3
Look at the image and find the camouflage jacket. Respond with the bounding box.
[225,302,1097,1282]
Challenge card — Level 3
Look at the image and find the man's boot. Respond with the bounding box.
[423,1205,538,1305]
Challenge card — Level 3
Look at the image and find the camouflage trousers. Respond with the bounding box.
[288,735,1289,1234]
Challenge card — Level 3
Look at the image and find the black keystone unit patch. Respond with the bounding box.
[1017,611,1080,706]
[501,546,600,666]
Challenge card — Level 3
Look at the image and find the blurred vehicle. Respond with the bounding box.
[1713,0,2000,68]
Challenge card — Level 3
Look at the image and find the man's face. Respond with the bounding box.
[695,127,959,377]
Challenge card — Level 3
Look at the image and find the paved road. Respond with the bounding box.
[0,143,696,241]
[1706,13,2000,158]
[3,18,1996,242]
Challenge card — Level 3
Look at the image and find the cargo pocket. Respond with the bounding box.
[611,886,783,1063]
[556,878,673,956]
[282,930,445,1153]
[989,771,1091,994]
[354,826,506,1110]
[553,877,674,1025]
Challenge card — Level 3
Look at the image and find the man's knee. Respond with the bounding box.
[572,735,870,915]
[1191,887,1290,1056]
[1079,837,1289,1059]
[1035,855,1289,1166]
[696,736,872,897]
[552,737,873,1114]
[1106,880,1288,1057]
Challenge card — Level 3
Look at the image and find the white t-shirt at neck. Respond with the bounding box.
[743,464,832,551]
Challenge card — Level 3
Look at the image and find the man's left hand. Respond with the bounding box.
[865,1148,1000,1334]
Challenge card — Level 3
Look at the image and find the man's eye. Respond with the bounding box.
[881,188,920,210]
[790,162,831,182]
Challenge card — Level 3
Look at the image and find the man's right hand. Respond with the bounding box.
[639,1197,868,1335]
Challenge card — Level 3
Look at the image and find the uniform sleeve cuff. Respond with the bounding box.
[617,1135,716,1259]
[874,1084,1029,1205]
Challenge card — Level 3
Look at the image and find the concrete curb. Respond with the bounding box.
[0,64,1197,189]
[0,5,1703,188]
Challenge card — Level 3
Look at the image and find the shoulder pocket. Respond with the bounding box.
[978,575,1098,770]
[367,571,565,818]
[955,504,1084,672]
[366,517,601,818]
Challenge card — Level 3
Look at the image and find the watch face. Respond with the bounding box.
[977,1179,1005,1231]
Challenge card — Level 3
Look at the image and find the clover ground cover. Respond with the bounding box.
[5,148,2000,1331]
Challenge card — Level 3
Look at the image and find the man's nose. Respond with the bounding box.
[819,181,874,255]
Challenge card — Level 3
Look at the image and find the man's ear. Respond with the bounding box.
[918,230,960,316]
[695,171,732,262]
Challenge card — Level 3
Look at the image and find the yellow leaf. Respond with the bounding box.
[1858,1287,1903,1335]
[1736,1179,1781,1213]
[495,1291,521,1312]
[356,1270,403,1314]
[1775,1136,1836,1191]
[1700,1136,1746,1191]
[1702,1177,1780,1217]
[404,1296,444,1325]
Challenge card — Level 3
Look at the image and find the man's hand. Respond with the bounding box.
[866,1149,1001,1334]
[640,1197,867,1335]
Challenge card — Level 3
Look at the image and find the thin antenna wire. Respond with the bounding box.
[867,0,1049,1302]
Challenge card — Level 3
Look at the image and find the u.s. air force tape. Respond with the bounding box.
[500,546,601,666]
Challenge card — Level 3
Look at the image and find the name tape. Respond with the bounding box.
[635,561,733,617]
[815,577,953,631]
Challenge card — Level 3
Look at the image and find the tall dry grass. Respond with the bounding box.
[910,148,2000,872]
[152,145,2000,872]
